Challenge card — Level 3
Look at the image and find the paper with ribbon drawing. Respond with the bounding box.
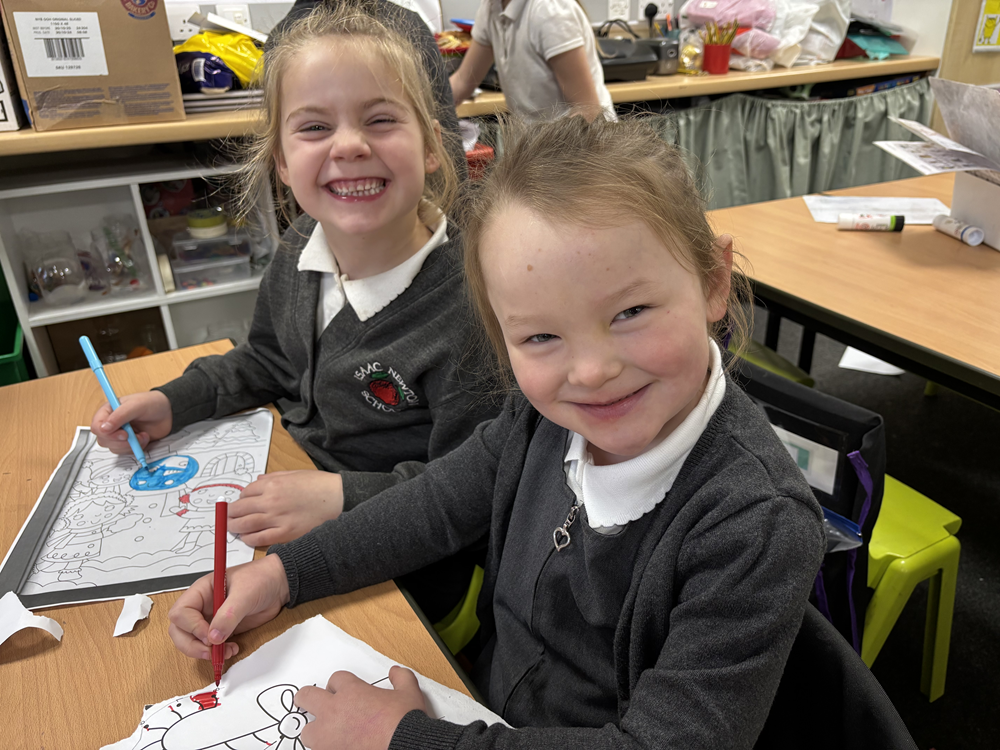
[103,614,507,749]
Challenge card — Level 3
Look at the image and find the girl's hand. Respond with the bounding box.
[228,471,345,547]
[295,666,428,750]
[167,554,290,660]
[91,390,173,454]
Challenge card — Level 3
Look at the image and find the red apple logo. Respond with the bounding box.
[368,373,402,406]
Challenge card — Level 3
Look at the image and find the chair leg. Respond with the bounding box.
[863,557,920,668]
[921,536,961,702]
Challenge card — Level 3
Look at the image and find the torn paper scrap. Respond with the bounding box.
[104,614,506,749]
[839,347,905,376]
[0,590,63,647]
[114,594,153,637]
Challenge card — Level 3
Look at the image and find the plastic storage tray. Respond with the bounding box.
[172,229,252,263]
[170,254,251,290]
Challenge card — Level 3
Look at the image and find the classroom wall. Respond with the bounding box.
[891,0,952,57]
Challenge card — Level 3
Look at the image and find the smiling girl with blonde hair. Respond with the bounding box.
[91,4,495,621]
[168,115,825,750]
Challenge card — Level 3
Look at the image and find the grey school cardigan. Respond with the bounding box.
[271,382,827,749]
[156,216,496,508]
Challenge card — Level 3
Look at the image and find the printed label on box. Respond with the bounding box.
[12,12,109,77]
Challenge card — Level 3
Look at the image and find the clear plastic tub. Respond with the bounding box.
[172,229,252,264]
[170,254,251,290]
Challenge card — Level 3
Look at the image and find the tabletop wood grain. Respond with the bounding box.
[710,173,1000,381]
[0,341,468,747]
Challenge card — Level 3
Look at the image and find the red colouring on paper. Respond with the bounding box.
[191,689,220,710]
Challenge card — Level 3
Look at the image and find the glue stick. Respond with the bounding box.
[837,214,905,232]
[932,214,984,247]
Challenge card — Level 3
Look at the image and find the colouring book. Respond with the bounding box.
[104,614,507,750]
[0,410,272,609]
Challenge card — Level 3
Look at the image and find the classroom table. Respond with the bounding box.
[0,341,469,747]
[709,173,1000,409]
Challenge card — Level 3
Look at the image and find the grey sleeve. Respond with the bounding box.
[388,496,825,750]
[155,259,302,431]
[270,403,518,606]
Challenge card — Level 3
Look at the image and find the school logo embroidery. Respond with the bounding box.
[354,362,419,413]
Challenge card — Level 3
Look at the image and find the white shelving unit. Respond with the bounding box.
[0,158,278,376]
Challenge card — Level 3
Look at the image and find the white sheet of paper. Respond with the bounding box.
[104,614,507,749]
[889,117,979,154]
[770,425,839,495]
[838,346,906,376]
[802,194,951,224]
[2,409,271,608]
[113,594,153,637]
[0,591,63,646]
[930,79,1000,167]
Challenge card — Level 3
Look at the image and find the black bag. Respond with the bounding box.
[735,360,885,653]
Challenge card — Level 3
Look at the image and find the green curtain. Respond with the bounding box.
[651,77,933,209]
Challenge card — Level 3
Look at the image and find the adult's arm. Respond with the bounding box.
[450,40,495,104]
[547,46,603,121]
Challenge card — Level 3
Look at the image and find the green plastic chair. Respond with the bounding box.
[862,475,962,702]
[731,338,815,387]
[433,565,484,655]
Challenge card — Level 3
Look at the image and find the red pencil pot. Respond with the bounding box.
[703,43,731,74]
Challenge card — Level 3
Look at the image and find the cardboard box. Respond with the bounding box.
[0,15,25,131]
[0,0,183,131]
[952,171,1000,253]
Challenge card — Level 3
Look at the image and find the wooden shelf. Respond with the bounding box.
[0,56,939,157]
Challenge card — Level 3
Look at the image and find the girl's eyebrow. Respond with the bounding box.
[285,105,327,123]
[605,279,657,307]
[363,97,407,110]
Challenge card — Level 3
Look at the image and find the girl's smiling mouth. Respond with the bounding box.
[572,384,649,420]
[325,177,388,201]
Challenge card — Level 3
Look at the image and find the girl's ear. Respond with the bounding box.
[424,120,443,175]
[275,147,291,187]
[707,234,734,324]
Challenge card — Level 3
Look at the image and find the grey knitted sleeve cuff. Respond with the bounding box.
[389,710,465,750]
[268,534,332,608]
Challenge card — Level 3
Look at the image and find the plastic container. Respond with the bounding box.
[171,254,251,290]
[172,229,253,264]
[702,44,732,74]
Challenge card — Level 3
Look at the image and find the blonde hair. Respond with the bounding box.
[234,2,457,228]
[460,115,753,390]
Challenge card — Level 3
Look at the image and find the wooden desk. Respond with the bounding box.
[0,342,468,747]
[710,174,1000,409]
[0,56,939,157]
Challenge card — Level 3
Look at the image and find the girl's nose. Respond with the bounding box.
[329,127,371,161]
[567,342,623,389]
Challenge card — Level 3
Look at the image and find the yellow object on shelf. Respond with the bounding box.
[174,31,263,87]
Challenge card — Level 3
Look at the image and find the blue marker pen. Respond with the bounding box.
[79,336,151,471]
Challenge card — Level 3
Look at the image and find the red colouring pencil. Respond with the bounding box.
[212,500,227,686]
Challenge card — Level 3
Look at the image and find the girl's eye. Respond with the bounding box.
[527,333,557,344]
[614,306,646,321]
[369,115,397,126]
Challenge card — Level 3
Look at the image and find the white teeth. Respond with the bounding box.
[330,178,385,196]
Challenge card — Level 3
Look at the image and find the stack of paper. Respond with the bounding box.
[874,80,1000,178]
[183,90,262,114]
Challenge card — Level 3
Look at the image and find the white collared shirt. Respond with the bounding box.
[471,0,613,121]
[296,215,449,338]
[563,339,727,530]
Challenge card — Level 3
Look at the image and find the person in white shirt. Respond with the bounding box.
[450,0,613,121]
